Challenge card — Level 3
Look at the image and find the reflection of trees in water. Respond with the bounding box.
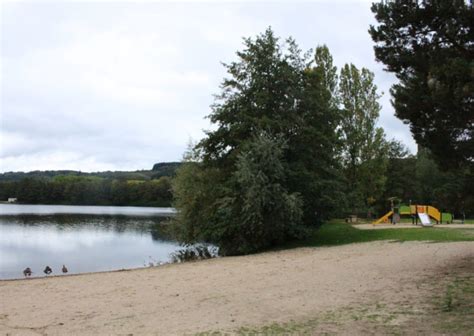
[150,220,174,242]
[0,214,174,240]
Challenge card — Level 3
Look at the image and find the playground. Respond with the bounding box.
[373,204,455,227]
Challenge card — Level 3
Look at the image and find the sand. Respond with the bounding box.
[0,241,473,335]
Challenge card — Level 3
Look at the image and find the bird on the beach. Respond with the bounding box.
[23,267,32,277]
[43,266,52,275]
[62,265,68,274]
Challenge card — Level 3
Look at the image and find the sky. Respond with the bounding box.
[0,0,417,173]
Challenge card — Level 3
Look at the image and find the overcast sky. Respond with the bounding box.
[0,0,416,173]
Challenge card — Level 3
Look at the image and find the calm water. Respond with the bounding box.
[0,204,181,280]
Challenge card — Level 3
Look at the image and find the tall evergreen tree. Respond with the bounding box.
[198,28,304,165]
[369,0,474,169]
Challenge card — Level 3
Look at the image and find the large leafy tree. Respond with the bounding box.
[171,29,343,254]
[287,45,344,223]
[217,133,304,255]
[199,28,304,165]
[173,29,307,255]
[369,0,474,169]
[339,64,389,215]
[198,29,342,224]
[172,133,304,256]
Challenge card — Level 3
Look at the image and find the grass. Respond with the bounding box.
[434,275,474,333]
[285,221,474,249]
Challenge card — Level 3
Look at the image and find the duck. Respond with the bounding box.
[23,267,32,277]
[43,266,52,275]
[62,265,68,274]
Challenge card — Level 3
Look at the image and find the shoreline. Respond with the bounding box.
[2,227,472,281]
[1,240,472,335]
[0,261,184,282]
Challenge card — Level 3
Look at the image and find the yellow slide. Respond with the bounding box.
[373,210,393,224]
[427,206,441,222]
[373,205,445,225]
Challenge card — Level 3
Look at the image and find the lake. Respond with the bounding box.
[0,204,181,280]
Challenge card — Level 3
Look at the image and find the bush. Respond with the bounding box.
[171,134,305,255]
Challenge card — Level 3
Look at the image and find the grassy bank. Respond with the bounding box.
[289,221,474,249]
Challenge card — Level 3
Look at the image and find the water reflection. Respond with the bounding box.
[0,204,176,216]
[0,208,180,280]
[2,214,171,238]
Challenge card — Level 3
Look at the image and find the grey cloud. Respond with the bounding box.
[1,1,416,172]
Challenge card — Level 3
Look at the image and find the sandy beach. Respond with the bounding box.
[1,240,473,335]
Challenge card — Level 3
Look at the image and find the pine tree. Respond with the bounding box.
[369,0,474,169]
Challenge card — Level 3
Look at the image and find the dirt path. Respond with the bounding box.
[0,241,472,335]
[354,223,473,229]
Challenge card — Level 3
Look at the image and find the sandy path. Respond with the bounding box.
[0,241,473,335]
[355,223,474,229]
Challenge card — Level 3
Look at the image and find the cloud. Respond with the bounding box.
[0,1,417,172]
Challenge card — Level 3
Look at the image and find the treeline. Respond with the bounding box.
[0,162,180,207]
[169,26,473,256]
[0,176,172,207]
[0,162,181,182]
[378,148,473,218]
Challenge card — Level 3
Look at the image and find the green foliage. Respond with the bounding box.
[0,162,178,206]
[0,175,173,207]
[378,141,416,213]
[415,148,473,216]
[171,158,224,244]
[172,134,304,255]
[170,244,216,263]
[172,28,418,253]
[379,146,474,217]
[150,162,181,178]
[0,162,181,182]
[369,0,474,169]
[222,134,304,254]
[198,28,304,163]
[287,45,344,223]
[173,28,345,255]
[339,64,389,215]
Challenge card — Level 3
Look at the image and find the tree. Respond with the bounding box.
[218,134,304,255]
[198,28,304,165]
[199,29,342,223]
[171,28,343,254]
[378,140,417,214]
[339,64,389,215]
[414,147,473,216]
[172,134,304,255]
[171,150,224,246]
[369,0,474,169]
[286,45,344,223]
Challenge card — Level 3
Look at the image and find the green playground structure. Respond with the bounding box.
[374,204,453,225]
